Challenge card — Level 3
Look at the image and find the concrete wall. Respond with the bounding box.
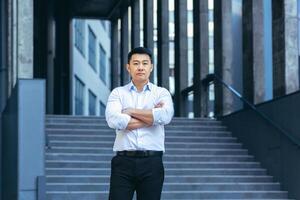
[2,80,45,200]
[221,90,300,199]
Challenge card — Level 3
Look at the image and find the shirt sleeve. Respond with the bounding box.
[105,88,131,130]
[152,88,174,125]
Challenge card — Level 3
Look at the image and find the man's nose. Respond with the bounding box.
[137,65,144,70]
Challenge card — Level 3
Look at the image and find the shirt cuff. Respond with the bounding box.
[152,108,163,125]
[119,113,131,130]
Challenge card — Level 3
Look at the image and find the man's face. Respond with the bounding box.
[127,53,153,84]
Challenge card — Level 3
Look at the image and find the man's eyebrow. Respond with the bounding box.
[132,60,149,62]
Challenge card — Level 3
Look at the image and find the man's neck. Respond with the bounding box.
[132,80,149,92]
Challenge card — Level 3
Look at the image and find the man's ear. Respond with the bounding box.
[126,64,130,73]
[150,64,153,72]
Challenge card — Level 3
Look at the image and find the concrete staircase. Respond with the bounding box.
[45,115,291,200]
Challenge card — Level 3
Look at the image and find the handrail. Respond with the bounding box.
[202,73,300,147]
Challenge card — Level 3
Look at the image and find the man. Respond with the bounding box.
[105,47,174,200]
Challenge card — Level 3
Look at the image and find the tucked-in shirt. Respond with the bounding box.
[105,81,174,152]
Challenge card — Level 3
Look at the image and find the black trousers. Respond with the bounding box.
[109,155,164,200]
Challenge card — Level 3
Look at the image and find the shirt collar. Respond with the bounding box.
[128,81,152,92]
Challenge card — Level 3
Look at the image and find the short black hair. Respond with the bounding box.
[127,47,153,64]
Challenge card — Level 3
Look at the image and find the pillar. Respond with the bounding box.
[131,0,140,48]
[157,0,169,89]
[174,0,188,117]
[214,0,234,116]
[193,0,209,117]
[111,19,120,89]
[272,0,299,97]
[121,7,130,85]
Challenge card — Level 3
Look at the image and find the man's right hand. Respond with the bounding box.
[154,102,164,108]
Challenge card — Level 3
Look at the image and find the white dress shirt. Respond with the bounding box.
[105,81,174,152]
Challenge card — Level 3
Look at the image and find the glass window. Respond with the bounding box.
[88,90,96,116]
[101,20,106,30]
[209,10,214,21]
[74,19,85,56]
[100,101,106,116]
[75,77,84,115]
[209,36,214,49]
[188,10,193,23]
[88,27,96,71]
[169,11,175,23]
[99,44,107,84]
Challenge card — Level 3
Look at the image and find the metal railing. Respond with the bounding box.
[202,73,300,147]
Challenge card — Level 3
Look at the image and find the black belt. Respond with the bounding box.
[117,150,163,157]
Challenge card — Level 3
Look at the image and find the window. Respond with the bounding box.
[99,44,106,84]
[101,20,106,30]
[75,77,84,115]
[88,27,96,71]
[169,11,175,23]
[100,101,106,116]
[88,90,96,115]
[188,10,193,23]
[74,20,85,56]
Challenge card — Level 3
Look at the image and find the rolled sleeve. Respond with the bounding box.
[105,89,131,130]
[152,89,174,125]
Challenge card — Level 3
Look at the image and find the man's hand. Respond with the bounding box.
[122,108,134,116]
[154,102,164,108]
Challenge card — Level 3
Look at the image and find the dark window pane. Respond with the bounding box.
[88,27,96,71]
[88,90,96,115]
[75,76,84,115]
[99,44,107,84]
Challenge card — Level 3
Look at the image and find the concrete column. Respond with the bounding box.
[7,0,34,94]
[214,0,234,116]
[0,0,8,113]
[243,0,265,104]
[272,0,299,97]
[121,8,130,85]
[174,0,188,117]
[283,0,299,94]
[143,0,154,82]
[242,0,254,103]
[157,0,169,89]
[53,0,71,114]
[131,0,140,48]
[17,0,34,79]
[111,19,120,89]
[193,0,209,117]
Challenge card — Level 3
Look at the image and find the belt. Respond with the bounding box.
[117,150,163,157]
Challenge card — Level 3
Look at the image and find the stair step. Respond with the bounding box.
[46,123,226,130]
[46,191,288,200]
[46,182,281,191]
[46,160,259,168]
[47,147,248,155]
[48,141,243,149]
[46,168,266,176]
[46,129,232,137]
[47,135,238,143]
[46,175,274,184]
[46,154,255,162]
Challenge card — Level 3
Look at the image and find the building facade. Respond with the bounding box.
[72,19,111,116]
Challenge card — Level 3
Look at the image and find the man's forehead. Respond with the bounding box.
[131,54,151,60]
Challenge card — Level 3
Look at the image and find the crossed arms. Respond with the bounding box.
[122,102,164,130]
[105,88,174,131]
